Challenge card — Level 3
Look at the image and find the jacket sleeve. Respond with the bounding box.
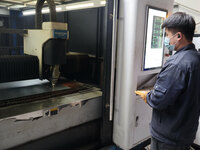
[146,64,186,110]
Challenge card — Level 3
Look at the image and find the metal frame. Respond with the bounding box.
[0,28,27,35]
[0,0,62,9]
[101,0,116,146]
[0,0,90,10]
[143,5,168,71]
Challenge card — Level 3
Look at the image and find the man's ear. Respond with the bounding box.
[177,32,182,39]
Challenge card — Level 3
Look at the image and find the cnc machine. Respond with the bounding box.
[0,0,102,149]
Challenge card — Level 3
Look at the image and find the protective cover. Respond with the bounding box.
[0,55,39,83]
[43,39,66,65]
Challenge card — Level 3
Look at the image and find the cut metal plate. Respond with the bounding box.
[0,79,70,101]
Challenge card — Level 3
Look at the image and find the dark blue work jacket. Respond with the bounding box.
[147,44,200,146]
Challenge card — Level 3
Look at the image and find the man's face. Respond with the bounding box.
[165,28,178,47]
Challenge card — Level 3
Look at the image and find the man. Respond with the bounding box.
[135,12,200,150]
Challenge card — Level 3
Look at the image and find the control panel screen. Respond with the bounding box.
[143,7,167,70]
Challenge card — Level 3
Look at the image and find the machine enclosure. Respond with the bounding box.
[24,22,69,79]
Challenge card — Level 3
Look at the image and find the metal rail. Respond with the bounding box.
[0,28,27,35]
[0,82,90,107]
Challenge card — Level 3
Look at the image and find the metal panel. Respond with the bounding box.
[0,96,102,150]
[0,79,66,101]
[0,28,27,35]
[109,0,118,121]
[0,86,102,119]
[68,8,98,54]
[100,0,114,146]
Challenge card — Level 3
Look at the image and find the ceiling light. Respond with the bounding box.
[23,7,61,16]
[42,8,49,13]
[100,1,106,5]
[66,3,94,10]
[56,7,62,12]
[22,10,35,16]
[22,1,107,16]
[9,5,26,10]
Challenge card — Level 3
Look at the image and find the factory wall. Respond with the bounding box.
[173,5,200,33]
[0,10,23,55]
[0,16,9,47]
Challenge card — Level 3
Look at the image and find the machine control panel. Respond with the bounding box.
[143,7,167,70]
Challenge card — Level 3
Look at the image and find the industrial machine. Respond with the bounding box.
[3,0,199,150]
[24,22,69,86]
[0,23,68,86]
[0,0,69,87]
[0,0,102,149]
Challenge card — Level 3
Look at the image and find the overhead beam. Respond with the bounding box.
[7,4,35,9]
[0,5,8,8]
[0,0,24,5]
[0,0,65,10]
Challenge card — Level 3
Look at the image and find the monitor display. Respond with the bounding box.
[143,7,167,70]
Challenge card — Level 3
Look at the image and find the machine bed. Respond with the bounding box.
[0,79,102,119]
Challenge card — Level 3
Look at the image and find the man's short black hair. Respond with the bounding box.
[162,12,196,41]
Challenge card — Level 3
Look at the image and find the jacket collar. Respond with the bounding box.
[175,43,196,55]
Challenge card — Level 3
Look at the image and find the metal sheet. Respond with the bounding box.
[0,88,102,120]
[0,79,70,101]
[0,78,102,119]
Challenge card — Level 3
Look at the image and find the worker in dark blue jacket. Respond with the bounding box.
[136,12,200,150]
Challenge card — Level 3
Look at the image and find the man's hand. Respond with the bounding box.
[135,90,150,103]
